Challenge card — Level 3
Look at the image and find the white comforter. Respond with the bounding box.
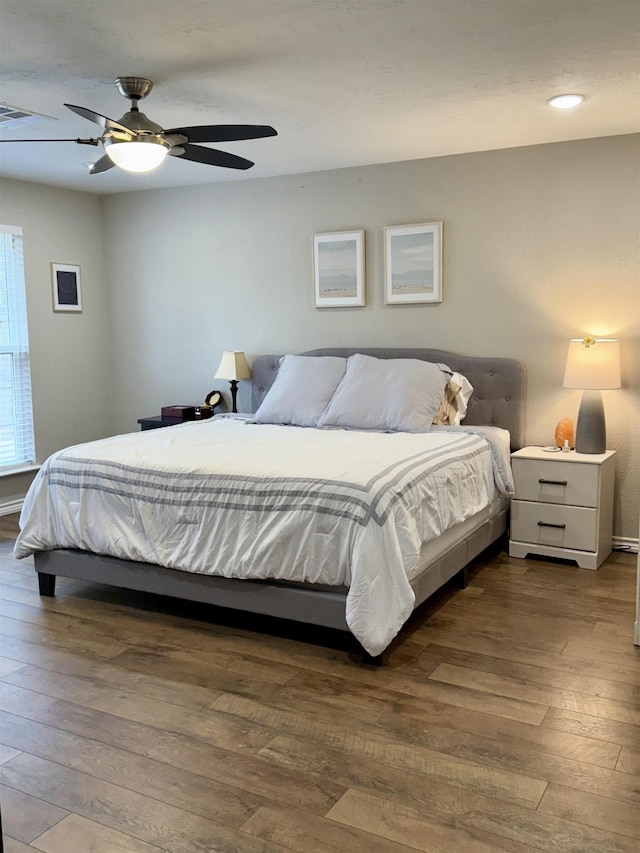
[15,419,511,655]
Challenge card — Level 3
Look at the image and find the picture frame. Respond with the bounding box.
[384,221,443,304]
[313,230,365,308]
[51,263,82,312]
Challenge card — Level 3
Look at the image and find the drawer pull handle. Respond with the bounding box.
[538,478,568,486]
[537,521,566,529]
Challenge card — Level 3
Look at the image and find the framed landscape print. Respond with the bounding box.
[51,262,82,312]
[384,222,442,304]
[313,230,365,307]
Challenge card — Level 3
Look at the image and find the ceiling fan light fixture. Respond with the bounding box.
[105,138,169,172]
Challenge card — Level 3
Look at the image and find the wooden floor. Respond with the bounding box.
[0,513,638,853]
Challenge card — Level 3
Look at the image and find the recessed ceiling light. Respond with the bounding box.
[547,94,585,110]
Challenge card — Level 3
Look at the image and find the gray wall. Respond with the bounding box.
[0,179,111,505]
[101,134,639,539]
[2,134,638,539]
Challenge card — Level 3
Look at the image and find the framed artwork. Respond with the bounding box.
[384,221,443,304]
[313,230,365,307]
[51,263,82,312]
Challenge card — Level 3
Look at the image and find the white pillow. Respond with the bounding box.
[317,354,448,433]
[451,371,474,424]
[253,354,347,427]
[433,370,474,425]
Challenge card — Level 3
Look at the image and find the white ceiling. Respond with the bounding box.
[0,0,638,194]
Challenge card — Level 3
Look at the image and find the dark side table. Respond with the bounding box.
[137,416,178,431]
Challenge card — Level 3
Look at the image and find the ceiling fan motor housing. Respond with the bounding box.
[114,110,165,135]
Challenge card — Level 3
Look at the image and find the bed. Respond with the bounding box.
[15,347,525,661]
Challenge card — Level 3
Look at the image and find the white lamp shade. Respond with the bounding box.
[105,140,169,173]
[214,351,252,380]
[563,339,621,390]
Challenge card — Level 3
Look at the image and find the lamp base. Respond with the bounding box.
[575,390,606,454]
[229,379,239,414]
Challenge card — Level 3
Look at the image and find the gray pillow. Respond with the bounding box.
[253,354,347,427]
[316,353,448,432]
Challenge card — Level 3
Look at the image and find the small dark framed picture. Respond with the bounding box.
[51,262,82,312]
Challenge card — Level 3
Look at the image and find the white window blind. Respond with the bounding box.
[0,224,36,471]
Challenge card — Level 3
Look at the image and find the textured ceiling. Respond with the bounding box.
[0,0,638,194]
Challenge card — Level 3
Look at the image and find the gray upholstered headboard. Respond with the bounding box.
[251,348,526,450]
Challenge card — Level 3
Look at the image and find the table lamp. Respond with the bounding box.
[214,351,251,413]
[563,337,621,454]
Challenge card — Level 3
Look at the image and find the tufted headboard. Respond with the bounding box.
[251,348,526,450]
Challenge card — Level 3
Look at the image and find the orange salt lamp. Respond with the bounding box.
[555,418,575,449]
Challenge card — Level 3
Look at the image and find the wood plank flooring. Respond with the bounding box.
[0,512,638,853]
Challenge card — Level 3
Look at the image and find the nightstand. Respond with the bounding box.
[138,407,214,431]
[509,446,615,570]
[137,416,178,431]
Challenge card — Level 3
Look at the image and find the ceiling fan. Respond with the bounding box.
[0,76,277,174]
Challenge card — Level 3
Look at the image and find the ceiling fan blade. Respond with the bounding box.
[89,154,116,175]
[64,104,132,137]
[164,124,277,144]
[0,138,99,145]
[177,144,254,170]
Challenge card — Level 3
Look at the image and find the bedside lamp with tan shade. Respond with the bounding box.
[563,337,621,454]
[214,351,252,413]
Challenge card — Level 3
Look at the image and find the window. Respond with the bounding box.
[0,224,35,471]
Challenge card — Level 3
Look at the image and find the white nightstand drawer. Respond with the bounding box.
[511,500,597,552]
[512,458,599,508]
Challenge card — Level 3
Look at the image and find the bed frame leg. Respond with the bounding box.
[37,572,56,597]
[455,565,469,589]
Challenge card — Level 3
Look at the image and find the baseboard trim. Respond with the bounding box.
[0,499,23,517]
[613,536,639,554]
